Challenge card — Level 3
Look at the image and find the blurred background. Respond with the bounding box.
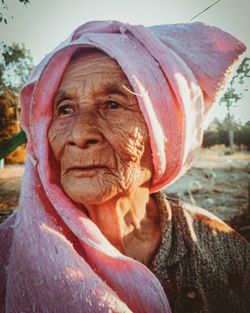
[0,0,250,239]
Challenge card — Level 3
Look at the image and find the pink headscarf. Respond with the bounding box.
[0,20,246,312]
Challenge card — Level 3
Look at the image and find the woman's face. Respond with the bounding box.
[48,50,153,206]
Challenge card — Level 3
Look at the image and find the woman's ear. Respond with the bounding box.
[150,21,246,113]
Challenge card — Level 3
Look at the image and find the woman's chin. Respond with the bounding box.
[60,169,150,206]
[61,177,118,207]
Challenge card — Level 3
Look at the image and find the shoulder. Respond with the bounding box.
[168,197,246,243]
[154,194,250,312]
[167,197,250,278]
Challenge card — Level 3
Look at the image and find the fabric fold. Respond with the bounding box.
[0,20,246,312]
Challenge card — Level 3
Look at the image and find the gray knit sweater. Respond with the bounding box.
[152,192,250,313]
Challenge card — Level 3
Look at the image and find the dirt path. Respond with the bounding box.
[165,167,249,222]
[165,149,250,222]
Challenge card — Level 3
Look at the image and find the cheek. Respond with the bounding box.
[101,114,152,190]
[105,115,149,164]
[48,119,72,160]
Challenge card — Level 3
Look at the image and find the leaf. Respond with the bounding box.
[219,57,250,111]
[0,130,27,160]
[19,0,30,4]
[0,42,34,91]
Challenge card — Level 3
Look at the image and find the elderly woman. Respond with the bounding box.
[0,20,250,313]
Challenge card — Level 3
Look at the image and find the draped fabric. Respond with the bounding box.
[0,20,246,312]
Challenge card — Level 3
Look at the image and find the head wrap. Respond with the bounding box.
[0,20,246,312]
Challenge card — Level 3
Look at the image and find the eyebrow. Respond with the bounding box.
[101,83,131,97]
[53,90,69,107]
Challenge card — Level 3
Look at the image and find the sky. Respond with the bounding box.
[1,0,250,127]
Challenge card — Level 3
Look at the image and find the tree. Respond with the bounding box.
[234,121,250,150]
[203,117,250,151]
[219,57,250,151]
[0,43,33,163]
[0,0,31,24]
[0,42,33,92]
[0,89,19,140]
[0,1,32,163]
[0,88,26,163]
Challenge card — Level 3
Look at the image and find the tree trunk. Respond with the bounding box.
[229,129,234,151]
[227,110,235,152]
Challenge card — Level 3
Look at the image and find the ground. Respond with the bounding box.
[165,147,250,222]
[1,146,250,238]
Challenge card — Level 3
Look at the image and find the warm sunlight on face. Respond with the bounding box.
[48,50,153,206]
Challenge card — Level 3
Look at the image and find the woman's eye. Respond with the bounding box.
[58,104,74,115]
[105,101,121,110]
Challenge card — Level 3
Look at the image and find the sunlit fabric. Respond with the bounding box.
[0,20,246,312]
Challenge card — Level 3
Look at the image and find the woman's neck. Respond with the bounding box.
[85,188,161,266]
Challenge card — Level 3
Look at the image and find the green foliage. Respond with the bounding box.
[203,118,250,150]
[235,122,250,149]
[0,41,33,162]
[0,88,27,163]
[219,57,250,111]
[0,88,20,140]
[218,57,250,149]
[0,42,33,92]
[0,130,26,160]
[0,0,30,24]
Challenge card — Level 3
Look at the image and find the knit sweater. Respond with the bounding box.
[152,192,250,313]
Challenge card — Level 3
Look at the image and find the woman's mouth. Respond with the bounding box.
[64,165,109,177]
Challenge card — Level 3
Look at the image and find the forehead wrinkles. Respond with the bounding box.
[62,54,125,79]
[62,54,123,81]
[59,55,133,97]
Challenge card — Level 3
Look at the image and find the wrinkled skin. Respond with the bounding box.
[48,50,160,264]
[48,50,153,206]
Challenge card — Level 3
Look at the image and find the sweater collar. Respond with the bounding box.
[151,192,188,283]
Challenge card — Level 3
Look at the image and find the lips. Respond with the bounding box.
[64,165,109,176]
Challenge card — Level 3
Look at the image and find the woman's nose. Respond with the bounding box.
[68,112,103,149]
